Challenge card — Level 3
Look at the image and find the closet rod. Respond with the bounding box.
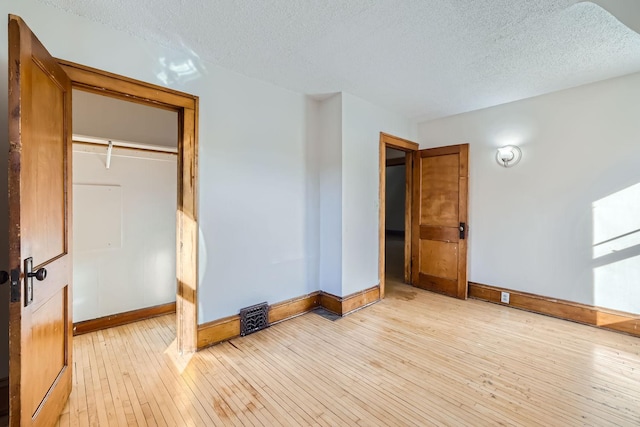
[72,134,178,154]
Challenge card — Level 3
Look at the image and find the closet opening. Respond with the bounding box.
[71,89,179,335]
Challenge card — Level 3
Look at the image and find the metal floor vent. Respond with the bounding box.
[313,307,341,322]
[240,302,269,336]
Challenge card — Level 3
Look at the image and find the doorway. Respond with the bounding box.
[378,133,419,298]
[58,60,199,352]
[71,89,179,334]
[379,135,470,300]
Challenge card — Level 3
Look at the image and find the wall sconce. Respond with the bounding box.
[496,145,522,168]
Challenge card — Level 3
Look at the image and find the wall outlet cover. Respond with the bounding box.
[500,292,510,304]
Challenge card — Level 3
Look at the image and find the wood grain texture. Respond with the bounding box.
[411,150,420,286]
[469,282,640,338]
[197,315,241,350]
[419,154,459,227]
[403,153,413,284]
[457,144,469,299]
[57,60,195,109]
[73,303,177,336]
[320,286,380,316]
[9,15,73,427]
[341,286,380,315]
[57,281,640,426]
[380,132,420,151]
[269,293,319,324]
[413,144,469,299]
[419,144,461,157]
[59,58,200,354]
[318,292,343,316]
[420,225,459,242]
[416,273,458,295]
[379,134,386,299]
[176,104,199,353]
[419,240,458,280]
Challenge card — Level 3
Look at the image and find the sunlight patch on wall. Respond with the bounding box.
[592,182,640,314]
[593,255,640,314]
[593,182,640,257]
[155,46,205,87]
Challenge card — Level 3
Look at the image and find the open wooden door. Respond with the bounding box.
[8,15,73,426]
[411,144,469,299]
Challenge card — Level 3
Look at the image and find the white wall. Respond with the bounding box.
[73,90,178,148]
[317,94,343,296]
[341,93,415,295]
[73,145,177,322]
[0,1,321,326]
[0,5,418,382]
[314,93,415,297]
[418,72,640,314]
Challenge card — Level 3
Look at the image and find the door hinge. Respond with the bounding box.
[10,267,21,303]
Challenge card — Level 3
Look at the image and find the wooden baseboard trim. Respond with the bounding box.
[73,302,177,335]
[320,285,381,316]
[198,292,321,349]
[197,314,241,349]
[0,376,8,417]
[269,292,320,324]
[468,282,640,338]
[197,286,381,349]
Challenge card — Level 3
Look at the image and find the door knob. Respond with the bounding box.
[24,257,45,306]
[28,268,47,281]
[0,270,8,285]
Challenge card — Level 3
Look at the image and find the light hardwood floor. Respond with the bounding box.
[52,239,639,426]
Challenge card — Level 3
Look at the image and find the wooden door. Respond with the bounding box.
[411,144,469,299]
[8,15,73,426]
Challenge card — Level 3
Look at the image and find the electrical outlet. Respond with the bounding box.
[500,292,510,304]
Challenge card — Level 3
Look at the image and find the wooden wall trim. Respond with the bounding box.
[469,282,640,338]
[0,376,7,416]
[379,132,419,299]
[73,302,176,335]
[404,153,413,283]
[197,286,381,349]
[197,315,241,349]
[342,285,380,315]
[57,59,195,109]
[380,132,420,151]
[319,285,381,316]
[59,58,200,353]
[318,292,342,316]
[269,292,320,324]
[197,292,321,349]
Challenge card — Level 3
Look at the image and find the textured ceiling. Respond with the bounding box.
[38,0,640,121]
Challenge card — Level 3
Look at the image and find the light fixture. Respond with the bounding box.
[496,145,522,168]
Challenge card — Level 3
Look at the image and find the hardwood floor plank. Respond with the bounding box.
[59,280,640,426]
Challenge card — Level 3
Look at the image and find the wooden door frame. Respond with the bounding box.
[379,132,419,298]
[57,60,199,353]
